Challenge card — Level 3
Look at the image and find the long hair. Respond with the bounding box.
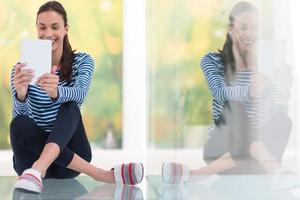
[219,1,258,82]
[37,1,75,82]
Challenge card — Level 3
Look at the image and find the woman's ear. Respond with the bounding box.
[65,25,69,34]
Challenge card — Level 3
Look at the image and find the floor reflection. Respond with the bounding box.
[147,175,300,200]
[4,177,143,200]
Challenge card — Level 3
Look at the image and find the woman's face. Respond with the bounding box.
[36,11,68,54]
[230,11,259,53]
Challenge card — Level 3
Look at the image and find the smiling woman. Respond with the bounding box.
[36,3,74,83]
[159,0,296,185]
[0,0,123,149]
[7,0,142,194]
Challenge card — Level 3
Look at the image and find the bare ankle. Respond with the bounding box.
[191,166,214,176]
[92,168,115,183]
[32,161,47,178]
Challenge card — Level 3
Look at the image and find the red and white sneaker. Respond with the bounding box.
[14,168,44,193]
[113,163,144,185]
[162,162,189,184]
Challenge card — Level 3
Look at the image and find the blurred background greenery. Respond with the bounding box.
[0,0,273,150]
[0,0,123,149]
[147,0,269,148]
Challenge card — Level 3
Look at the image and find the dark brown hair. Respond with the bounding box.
[219,1,258,82]
[37,1,75,82]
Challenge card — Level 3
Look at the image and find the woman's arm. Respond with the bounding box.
[54,54,95,106]
[201,54,251,104]
[10,66,29,117]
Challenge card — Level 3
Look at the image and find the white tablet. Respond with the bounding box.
[257,39,287,77]
[20,39,52,84]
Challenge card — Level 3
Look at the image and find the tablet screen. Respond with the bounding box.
[257,39,287,77]
[20,39,52,84]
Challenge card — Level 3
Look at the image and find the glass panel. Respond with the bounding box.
[147,0,288,149]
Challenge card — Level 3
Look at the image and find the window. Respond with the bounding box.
[0,0,123,149]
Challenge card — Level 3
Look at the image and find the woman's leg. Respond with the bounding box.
[249,113,292,173]
[10,102,113,182]
[10,115,48,176]
[67,153,115,183]
[28,102,114,182]
[191,103,243,176]
[192,101,264,176]
[191,152,237,176]
[10,115,82,178]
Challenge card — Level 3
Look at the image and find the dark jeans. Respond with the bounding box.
[203,101,292,174]
[10,101,92,179]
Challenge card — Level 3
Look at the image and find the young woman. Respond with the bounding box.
[162,1,292,184]
[10,1,143,193]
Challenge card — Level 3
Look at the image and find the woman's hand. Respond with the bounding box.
[231,31,246,70]
[36,66,59,99]
[249,73,269,98]
[13,63,34,102]
[231,30,257,70]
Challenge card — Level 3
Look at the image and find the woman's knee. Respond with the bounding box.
[10,115,31,130]
[77,145,92,163]
[276,114,292,137]
[60,101,80,113]
[203,141,221,164]
[10,116,34,139]
[203,146,213,164]
[56,102,81,124]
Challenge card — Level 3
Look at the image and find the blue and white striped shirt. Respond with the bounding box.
[10,52,94,132]
[201,53,279,129]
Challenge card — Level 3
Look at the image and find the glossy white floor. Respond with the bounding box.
[1,176,143,200]
[147,175,300,200]
[2,149,300,199]
[0,150,146,200]
[3,175,300,200]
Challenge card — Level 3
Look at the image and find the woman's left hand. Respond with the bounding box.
[36,66,59,99]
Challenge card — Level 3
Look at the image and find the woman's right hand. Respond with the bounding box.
[13,63,34,102]
[231,32,246,69]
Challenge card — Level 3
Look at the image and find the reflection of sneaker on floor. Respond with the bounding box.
[113,163,144,185]
[12,189,41,200]
[161,184,189,200]
[76,184,143,200]
[114,185,143,200]
[42,178,87,199]
[271,167,300,190]
[14,168,44,194]
[162,162,189,184]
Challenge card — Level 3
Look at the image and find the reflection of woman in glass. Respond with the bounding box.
[10,1,143,194]
[162,1,292,184]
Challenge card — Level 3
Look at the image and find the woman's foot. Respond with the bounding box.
[14,168,44,194]
[93,163,144,185]
[113,163,144,185]
[162,162,189,184]
[92,168,115,183]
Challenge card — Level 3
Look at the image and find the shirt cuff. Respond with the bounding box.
[14,93,28,110]
[243,85,251,102]
[52,85,66,104]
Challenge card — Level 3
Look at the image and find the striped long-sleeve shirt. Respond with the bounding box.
[10,52,94,132]
[201,53,281,129]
